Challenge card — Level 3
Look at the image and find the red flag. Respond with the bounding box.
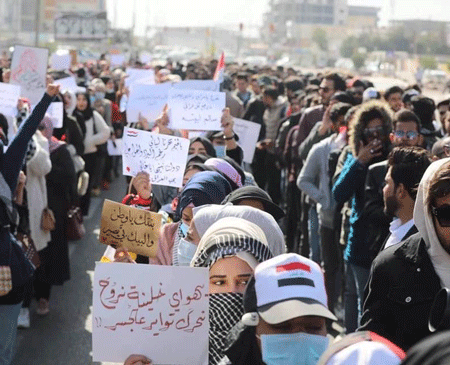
[213,52,225,82]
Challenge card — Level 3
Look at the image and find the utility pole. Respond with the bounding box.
[35,0,41,47]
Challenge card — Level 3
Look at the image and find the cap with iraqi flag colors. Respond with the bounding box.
[254,253,337,324]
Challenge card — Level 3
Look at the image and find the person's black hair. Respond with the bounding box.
[384,86,404,101]
[236,72,249,82]
[330,103,353,124]
[437,99,450,109]
[411,95,436,130]
[331,91,355,105]
[284,77,304,92]
[393,109,421,131]
[308,78,321,87]
[352,79,367,89]
[189,137,217,157]
[263,87,279,100]
[388,146,431,199]
[323,72,346,92]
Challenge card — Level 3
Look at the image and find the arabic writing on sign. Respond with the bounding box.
[168,89,225,131]
[122,127,190,188]
[100,199,162,257]
[232,118,262,164]
[10,46,48,105]
[92,263,209,364]
[0,83,21,117]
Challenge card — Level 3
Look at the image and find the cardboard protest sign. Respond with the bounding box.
[233,118,262,164]
[92,262,209,364]
[47,102,64,129]
[168,89,225,131]
[107,138,123,156]
[172,80,220,92]
[126,83,170,123]
[10,45,48,105]
[54,76,85,93]
[99,199,162,257]
[0,83,20,117]
[122,128,189,188]
[125,68,155,87]
[50,53,71,71]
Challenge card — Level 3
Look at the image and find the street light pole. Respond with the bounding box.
[35,0,41,47]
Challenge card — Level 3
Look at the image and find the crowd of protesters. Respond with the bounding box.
[1,52,450,365]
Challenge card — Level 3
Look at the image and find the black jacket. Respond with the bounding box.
[359,233,442,350]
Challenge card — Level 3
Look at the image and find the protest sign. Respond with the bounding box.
[92,262,209,364]
[10,45,48,105]
[168,89,225,131]
[54,76,82,93]
[0,83,20,117]
[122,128,189,188]
[107,138,122,156]
[233,118,261,164]
[125,68,155,87]
[126,83,171,123]
[172,80,220,92]
[99,199,162,257]
[47,102,64,129]
[50,53,71,71]
[110,54,125,67]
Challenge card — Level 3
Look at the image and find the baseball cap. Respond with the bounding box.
[363,87,381,102]
[253,253,337,324]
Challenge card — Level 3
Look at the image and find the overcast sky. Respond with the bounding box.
[106,0,450,35]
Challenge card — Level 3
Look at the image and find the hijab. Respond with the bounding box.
[176,171,232,218]
[73,92,93,122]
[193,204,286,256]
[413,158,450,288]
[205,158,243,188]
[63,90,77,116]
[39,115,64,153]
[189,137,216,157]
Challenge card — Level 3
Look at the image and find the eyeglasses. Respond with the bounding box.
[363,126,384,139]
[431,205,450,227]
[394,130,419,140]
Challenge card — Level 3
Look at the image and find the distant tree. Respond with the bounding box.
[420,56,437,69]
[340,36,358,58]
[352,52,366,70]
[312,28,328,51]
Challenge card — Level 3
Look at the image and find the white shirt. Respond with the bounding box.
[384,218,415,250]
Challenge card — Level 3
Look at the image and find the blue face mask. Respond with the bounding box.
[261,332,329,365]
[179,221,189,237]
[214,145,226,158]
[89,95,96,104]
[177,238,198,266]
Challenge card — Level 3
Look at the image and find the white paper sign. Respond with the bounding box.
[122,127,190,187]
[126,83,171,123]
[125,68,155,87]
[0,83,21,117]
[47,102,64,129]
[50,53,71,71]
[168,89,225,131]
[233,118,262,163]
[10,45,48,105]
[107,138,122,156]
[54,76,85,93]
[110,54,125,67]
[92,262,209,364]
[172,80,220,92]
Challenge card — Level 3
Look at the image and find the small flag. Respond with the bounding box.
[213,52,225,83]
[276,262,311,273]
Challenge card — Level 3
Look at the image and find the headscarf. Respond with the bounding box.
[189,136,217,157]
[191,216,273,269]
[193,204,286,256]
[400,330,450,365]
[73,92,93,122]
[63,90,77,115]
[413,157,450,288]
[39,115,64,153]
[205,158,243,188]
[176,171,232,218]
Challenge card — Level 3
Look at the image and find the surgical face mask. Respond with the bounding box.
[177,238,198,266]
[214,145,226,158]
[89,95,96,104]
[106,88,115,94]
[261,332,329,365]
[95,92,105,100]
[180,221,189,237]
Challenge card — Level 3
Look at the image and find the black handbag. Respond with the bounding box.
[67,206,86,241]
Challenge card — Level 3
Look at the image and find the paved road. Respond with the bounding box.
[12,176,128,365]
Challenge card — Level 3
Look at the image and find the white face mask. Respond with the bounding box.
[177,238,198,266]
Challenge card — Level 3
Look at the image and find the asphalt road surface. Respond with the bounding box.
[13,176,128,365]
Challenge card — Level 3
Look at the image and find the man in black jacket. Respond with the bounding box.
[360,158,450,350]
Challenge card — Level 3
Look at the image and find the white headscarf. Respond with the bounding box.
[191,216,273,269]
[192,204,286,256]
[413,157,450,288]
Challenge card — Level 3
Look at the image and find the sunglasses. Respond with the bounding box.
[431,205,450,227]
[363,126,385,138]
[394,130,419,140]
